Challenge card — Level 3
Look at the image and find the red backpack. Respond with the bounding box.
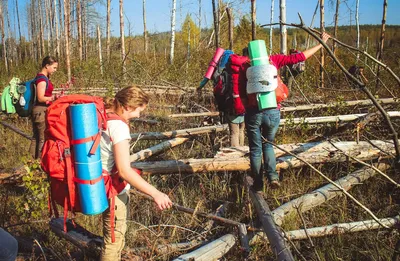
[41,94,129,242]
[224,54,248,115]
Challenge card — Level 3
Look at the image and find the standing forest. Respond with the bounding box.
[1,0,400,260]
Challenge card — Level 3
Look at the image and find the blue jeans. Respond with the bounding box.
[0,228,18,261]
[245,108,280,189]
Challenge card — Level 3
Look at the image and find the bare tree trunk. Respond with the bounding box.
[319,0,325,88]
[169,0,176,64]
[355,0,360,61]
[269,0,274,52]
[53,0,60,57]
[97,25,103,77]
[279,0,287,54]
[306,0,319,49]
[251,0,256,40]
[143,0,148,54]
[212,0,219,48]
[77,0,82,61]
[63,0,71,81]
[198,0,201,45]
[15,0,23,61]
[4,1,15,66]
[332,0,339,55]
[226,7,233,50]
[58,0,63,58]
[106,0,111,60]
[44,0,52,57]
[119,0,126,80]
[0,2,8,73]
[39,0,45,56]
[375,0,387,91]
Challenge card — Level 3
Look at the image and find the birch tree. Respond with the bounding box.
[54,0,60,57]
[269,0,274,52]
[63,0,71,81]
[169,0,176,64]
[119,0,126,79]
[143,0,148,54]
[104,0,110,61]
[0,2,8,73]
[97,25,103,76]
[279,0,287,54]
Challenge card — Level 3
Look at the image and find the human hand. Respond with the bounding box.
[153,191,173,211]
[321,32,331,43]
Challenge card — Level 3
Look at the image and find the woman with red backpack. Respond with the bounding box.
[100,86,173,260]
[29,56,58,159]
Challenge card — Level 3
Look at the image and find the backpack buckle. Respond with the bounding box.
[64,148,71,157]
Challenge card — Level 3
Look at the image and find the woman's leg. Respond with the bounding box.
[245,112,263,191]
[101,193,129,261]
[261,109,281,182]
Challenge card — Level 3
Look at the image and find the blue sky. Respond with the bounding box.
[9,0,400,38]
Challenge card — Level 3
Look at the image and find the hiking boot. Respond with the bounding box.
[270,180,281,189]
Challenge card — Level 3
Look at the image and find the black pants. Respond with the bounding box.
[0,228,18,261]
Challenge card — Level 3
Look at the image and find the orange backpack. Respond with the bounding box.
[41,94,130,242]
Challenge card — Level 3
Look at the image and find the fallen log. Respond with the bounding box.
[280,111,400,125]
[166,98,399,118]
[130,137,189,162]
[271,164,390,226]
[249,189,295,261]
[252,215,399,243]
[131,124,228,140]
[172,234,236,261]
[131,140,394,175]
[0,121,33,140]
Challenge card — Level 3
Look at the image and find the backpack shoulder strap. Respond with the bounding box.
[35,75,49,90]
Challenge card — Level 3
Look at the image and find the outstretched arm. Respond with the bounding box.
[302,32,331,59]
[114,139,173,210]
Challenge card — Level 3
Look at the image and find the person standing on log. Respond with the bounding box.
[240,32,331,191]
[30,56,58,159]
[100,86,173,261]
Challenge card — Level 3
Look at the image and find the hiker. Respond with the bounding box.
[240,32,331,191]
[224,48,248,148]
[29,56,58,159]
[348,65,369,84]
[100,86,173,261]
[0,227,18,261]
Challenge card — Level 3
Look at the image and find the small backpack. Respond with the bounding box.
[212,50,234,113]
[41,94,131,243]
[15,76,49,117]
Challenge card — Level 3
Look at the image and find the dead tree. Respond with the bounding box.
[97,25,103,76]
[198,0,201,44]
[251,0,256,40]
[333,0,339,55]
[319,0,325,88]
[63,0,71,81]
[54,0,60,57]
[143,0,148,54]
[0,2,8,73]
[169,0,176,64]
[212,0,219,48]
[226,7,233,50]
[269,0,274,51]
[106,0,111,60]
[375,0,387,90]
[279,0,287,54]
[119,0,126,80]
[355,0,360,61]
[77,0,83,61]
[15,0,22,60]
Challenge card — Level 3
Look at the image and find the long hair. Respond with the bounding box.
[41,56,58,68]
[104,86,149,114]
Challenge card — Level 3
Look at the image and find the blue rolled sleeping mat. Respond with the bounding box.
[69,103,108,215]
